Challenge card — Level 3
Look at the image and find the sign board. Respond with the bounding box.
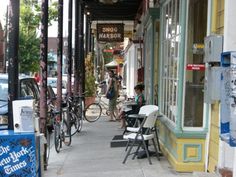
[13,100,35,132]
[97,23,124,42]
[0,131,37,177]
[186,64,205,71]
[192,43,204,55]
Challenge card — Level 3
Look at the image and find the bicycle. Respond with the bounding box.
[53,104,71,153]
[64,95,84,136]
[43,100,58,170]
[84,91,125,122]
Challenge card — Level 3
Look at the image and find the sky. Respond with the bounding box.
[0,1,8,27]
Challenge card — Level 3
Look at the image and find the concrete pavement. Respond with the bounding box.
[44,116,193,177]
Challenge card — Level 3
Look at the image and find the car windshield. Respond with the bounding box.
[0,79,8,101]
[48,79,57,88]
[48,78,66,89]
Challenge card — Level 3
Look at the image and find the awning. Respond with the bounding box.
[105,60,118,68]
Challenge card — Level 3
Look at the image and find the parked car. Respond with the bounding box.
[0,74,40,130]
[47,77,67,97]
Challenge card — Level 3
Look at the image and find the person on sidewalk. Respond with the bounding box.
[34,72,40,83]
[119,84,145,128]
[105,70,118,121]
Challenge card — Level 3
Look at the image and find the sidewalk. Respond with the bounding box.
[44,116,192,177]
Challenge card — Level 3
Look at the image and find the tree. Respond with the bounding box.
[19,0,58,73]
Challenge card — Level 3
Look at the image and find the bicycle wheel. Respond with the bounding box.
[54,123,61,153]
[75,110,83,132]
[76,100,84,132]
[43,128,51,170]
[84,103,102,122]
[62,118,71,146]
[69,112,78,136]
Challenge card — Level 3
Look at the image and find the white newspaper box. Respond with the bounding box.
[13,99,35,132]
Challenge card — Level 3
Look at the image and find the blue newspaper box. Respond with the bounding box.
[0,130,38,177]
[220,51,236,147]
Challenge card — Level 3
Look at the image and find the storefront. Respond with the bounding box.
[157,0,208,172]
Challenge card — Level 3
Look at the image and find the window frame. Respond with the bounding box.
[159,0,181,125]
[181,0,207,131]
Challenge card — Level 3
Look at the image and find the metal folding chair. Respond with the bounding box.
[122,105,160,164]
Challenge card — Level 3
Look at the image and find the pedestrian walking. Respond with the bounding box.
[105,70,118,121]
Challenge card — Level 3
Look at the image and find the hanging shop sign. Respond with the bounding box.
[186,64,205,71]
[97,24,124,42]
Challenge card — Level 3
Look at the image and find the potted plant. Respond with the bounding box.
[85,53,96,106]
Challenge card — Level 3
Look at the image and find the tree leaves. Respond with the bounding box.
[19,0,58,73]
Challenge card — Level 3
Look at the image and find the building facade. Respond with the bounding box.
[125,0,236,175]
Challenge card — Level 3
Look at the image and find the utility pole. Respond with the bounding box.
[8,0,20,130]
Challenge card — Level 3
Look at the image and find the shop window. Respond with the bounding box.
[137,67,144,83]
[160,0,180,123]
[183,0,207,127]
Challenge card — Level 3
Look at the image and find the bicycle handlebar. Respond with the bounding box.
[67,91,88,100]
